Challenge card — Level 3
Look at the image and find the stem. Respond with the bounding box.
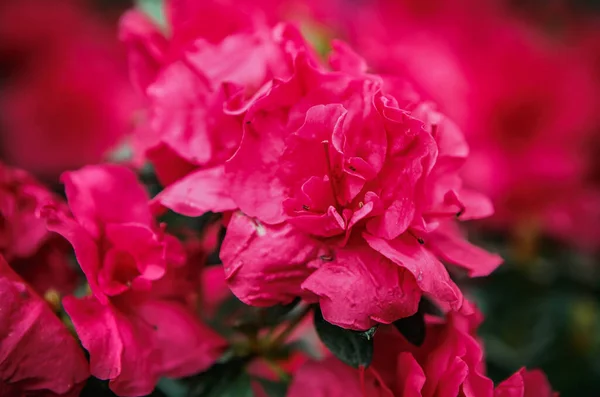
[269,304,312,348]
[264,359,291,382]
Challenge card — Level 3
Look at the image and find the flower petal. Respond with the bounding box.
[302,244,420,330]
[363,233,462,309]
[220,212,321,306]
[153,166,237,217]
[61,164,152,238]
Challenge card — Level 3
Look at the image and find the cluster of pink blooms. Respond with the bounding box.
[2,0,592,396]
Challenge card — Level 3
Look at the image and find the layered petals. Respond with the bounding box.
[364,234,462,310]
[44,164,182,302]
[63,293,226,397]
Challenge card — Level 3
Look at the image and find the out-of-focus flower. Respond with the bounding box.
[0,256,89,396]
[335,0,600,248]
[218,41,500,330]
[43,164,226,396]
[0,162,56,259]
[0,0,137,179]
[0,162,78,296]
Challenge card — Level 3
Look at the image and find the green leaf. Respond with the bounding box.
[186,356,254,397]
[254,378,289,397]
[136,0,167,31]
[313,306,376,368]
[157,378,188,397]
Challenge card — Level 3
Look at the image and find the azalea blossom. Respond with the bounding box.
[43,164,226,396]
[0,0,136,178]
[220,41,500,329]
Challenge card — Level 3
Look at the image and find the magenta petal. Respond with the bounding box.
[302,245,421,330]
[456,188,495,220]
[366,197,416,240]
[287,206,346,238]
[119,10,167,93]
[395,353,426,397]
[61,164,152,238]
[42,205,105,303]
[494,370,525,397]
[220,212,320,306]
[329,40,368,75]
[0,262,88,395]
[135,300,227,378]
[63,296,157,397]
[225,79,302,225]
[153,166,237,217]
[62,296,123,381]
[363,233,462,309]
[104,223,166,281]
[427,225,503,278]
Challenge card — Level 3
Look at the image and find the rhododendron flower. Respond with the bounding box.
[43,164,184,303]
[0,0,137,178]
[42,164,226,396]
[0,257,89,396]
[219,42,500,330]
[120,4,315,217]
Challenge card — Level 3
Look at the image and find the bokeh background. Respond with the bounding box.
[0,0,599,396]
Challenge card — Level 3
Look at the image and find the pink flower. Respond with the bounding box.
[457,24,598,245]
[120,5,314,217]
[0,257,89,396]
[43,164,184,303]
[42,164,226,396]
[336,1,600,247]
[220,42,500,329]
[0,0,137,178]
